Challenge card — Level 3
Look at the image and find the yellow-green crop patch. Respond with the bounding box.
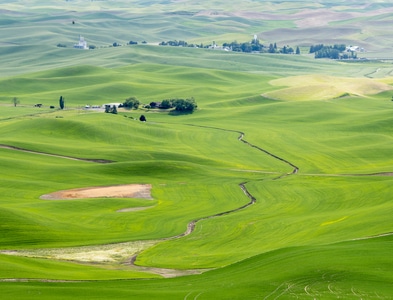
[265,75,393,101]
[2,1,393,298]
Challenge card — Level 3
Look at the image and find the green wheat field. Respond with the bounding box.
[1,1,393,299]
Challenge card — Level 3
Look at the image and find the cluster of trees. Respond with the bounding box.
[113,41,145,47]
[222,39,264,52]
[122,97,140,109]
[148,97,197,112]
[159,40,205,48]
[120,96,198,112]
[309,44,355,59]
[159,40,188,47]
[222,40,300,54]
[160,97,197,112]
[309,44,346,53]
[159,38,300,54]
[267,43,300,54]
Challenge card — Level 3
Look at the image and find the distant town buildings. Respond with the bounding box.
[74,35,88,50]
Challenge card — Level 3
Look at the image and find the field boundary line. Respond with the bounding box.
[0,144,113,163]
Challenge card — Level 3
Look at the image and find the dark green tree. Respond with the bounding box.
[59,96,65,109]
[139,115,146,122]
[160,99,173,109]
[12,97,20,107]
[296,46,301,55]
[268,43,275,53]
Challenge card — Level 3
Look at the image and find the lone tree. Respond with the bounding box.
[12,97,20,107]
[139,115,146,122]
[59,96,65,109]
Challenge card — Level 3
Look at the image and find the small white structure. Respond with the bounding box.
[346,45,365,52]
[74,35,88,50]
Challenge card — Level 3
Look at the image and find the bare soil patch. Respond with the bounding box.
[40,184,152,200]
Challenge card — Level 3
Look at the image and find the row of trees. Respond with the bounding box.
[159,38,301,54]
[309,44,346,54]
[12,95,196,113]
[123,96,197,112]
[309,44,356,59]
[156,97,197,112]
[159,40,189,47]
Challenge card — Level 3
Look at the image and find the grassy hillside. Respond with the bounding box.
[1,59,393,297]
[1,1,393,299]
[1,236,393,299]
[2,0,393,77]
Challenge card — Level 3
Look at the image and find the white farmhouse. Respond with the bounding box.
[346,45,365,52]
[74,35,88,50]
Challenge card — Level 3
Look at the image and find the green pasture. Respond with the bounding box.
[1,58,393,297]
[1,235,393,299]
[1,1,393,298]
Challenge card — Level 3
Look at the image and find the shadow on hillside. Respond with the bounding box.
[168,110,195,116]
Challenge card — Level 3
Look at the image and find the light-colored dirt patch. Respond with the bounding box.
[40,184,152,200]
[1,240,159,263]
[0,241,211,278]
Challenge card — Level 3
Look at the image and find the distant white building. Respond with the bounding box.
[74,35,88,50]
[346,45,365,52]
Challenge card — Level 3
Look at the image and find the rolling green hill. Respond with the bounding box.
[1,1,393,299]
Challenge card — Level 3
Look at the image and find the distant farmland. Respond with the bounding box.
[1,1,393,299]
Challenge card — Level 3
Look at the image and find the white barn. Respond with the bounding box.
[74,35,88,50]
